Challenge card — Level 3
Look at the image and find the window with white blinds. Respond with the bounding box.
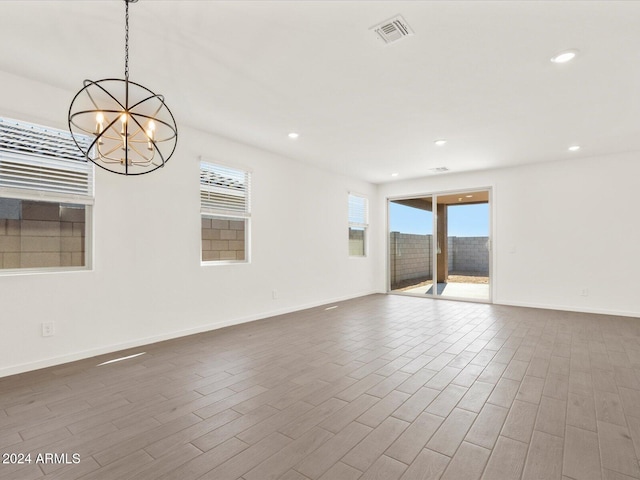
[0,117,94,204]
[0,117,94,272]
[348,193,368,228]
[200,161,251,263]
[200,162,250,217]
[348,193,368,257]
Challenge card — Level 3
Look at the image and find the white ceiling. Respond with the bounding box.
[1,1,639,183]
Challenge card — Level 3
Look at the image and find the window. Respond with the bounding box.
[200,161,251,263]
[0,117,94,272]
[348,192,368,256]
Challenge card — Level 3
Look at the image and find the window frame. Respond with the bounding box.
[348,192,369,258]
[0,117,94,275]
[199,159,251,265]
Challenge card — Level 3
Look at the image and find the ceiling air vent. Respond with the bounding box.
[430,167,450,173]
[371,15,414,45]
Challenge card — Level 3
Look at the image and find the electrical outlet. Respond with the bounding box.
[272,290,278,300]
[580,288,589,297]
[42,321,55,337]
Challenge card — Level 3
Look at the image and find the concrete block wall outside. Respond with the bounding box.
[201,215,246,261]
[0,200,85,269]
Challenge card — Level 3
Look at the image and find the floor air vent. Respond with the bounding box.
[371,15,414,45]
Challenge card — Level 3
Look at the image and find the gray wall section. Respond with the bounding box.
[450,236,490,274]
[0,198,21,219]
[390,232,489,288]
[389,232,433,287]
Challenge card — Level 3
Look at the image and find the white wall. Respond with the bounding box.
[378,153,640,318]
[0,71,378,377]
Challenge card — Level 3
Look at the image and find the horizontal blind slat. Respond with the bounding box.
[201,209,251,218]
[0,117,93,199]
[0,186,94,205]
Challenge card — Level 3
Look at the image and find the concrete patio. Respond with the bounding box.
[403,282,490,301]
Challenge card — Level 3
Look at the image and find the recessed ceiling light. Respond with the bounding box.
[288,132,299,139]
[551,49,578,64]
[465,195,473,198]
[568,145,580,151]
[391,173,399,177]
[434,139,447,146]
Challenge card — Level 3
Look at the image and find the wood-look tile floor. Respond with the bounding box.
[2,294,640,480]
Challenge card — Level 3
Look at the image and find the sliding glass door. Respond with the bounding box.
[389,197,434,294]
[388,190,491,302]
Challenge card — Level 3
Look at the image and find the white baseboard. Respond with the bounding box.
[495,299,640,319]
[0,290,378,379]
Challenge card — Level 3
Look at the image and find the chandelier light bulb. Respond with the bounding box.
[94,112,105,139]
[120,113,128,135]
[146,120,156,150]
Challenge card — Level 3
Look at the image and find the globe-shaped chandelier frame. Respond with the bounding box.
[68,78,178,176]
[68,0,178,176]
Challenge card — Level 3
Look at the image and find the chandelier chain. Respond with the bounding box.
[124,0,129,81]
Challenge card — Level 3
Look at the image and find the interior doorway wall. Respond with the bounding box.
[388,189,491,302]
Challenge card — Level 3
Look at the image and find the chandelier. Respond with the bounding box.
[68,0,177,175]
